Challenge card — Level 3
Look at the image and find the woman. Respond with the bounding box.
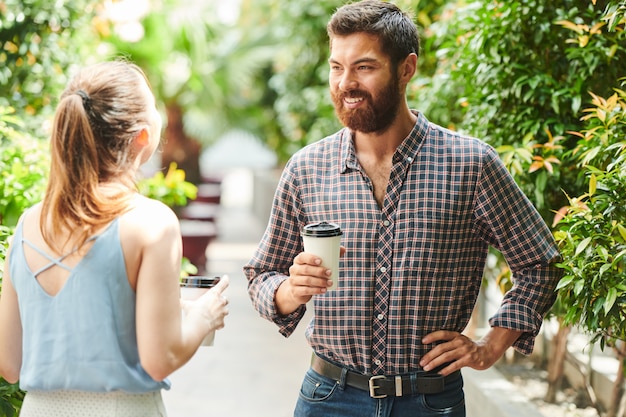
[0,59,229,416]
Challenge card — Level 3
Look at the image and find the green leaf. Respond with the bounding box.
[574,279,585,296]
[593,297,605,315]
[556,275,575,290]
[614,249,626,264]
[575,237,592,256]
[536,170,547,192]
[618,224,626,242]
[599,263,611,275]
[0,399,17,417]
[604,287,617,315]
[589,173,597,196]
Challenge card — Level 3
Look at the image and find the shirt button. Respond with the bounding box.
[374,359,382,366]
[406,156,413,163]
[383,220,390,227]
[377,314,385,320]
[380,266,387,273]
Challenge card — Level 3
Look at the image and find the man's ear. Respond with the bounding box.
[399,53,417,85]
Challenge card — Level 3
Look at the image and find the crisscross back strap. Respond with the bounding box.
[22,236,97,277]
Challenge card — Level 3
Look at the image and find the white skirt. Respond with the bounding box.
[19,390,168,417]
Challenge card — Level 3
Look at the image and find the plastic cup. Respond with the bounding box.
[301,222,342,291]
[180,276,221,346]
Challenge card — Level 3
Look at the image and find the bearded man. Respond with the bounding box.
[244,1,562,416]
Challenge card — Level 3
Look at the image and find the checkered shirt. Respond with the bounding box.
[244,111,561,375]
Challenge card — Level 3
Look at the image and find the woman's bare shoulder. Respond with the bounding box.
[120,195,180,242]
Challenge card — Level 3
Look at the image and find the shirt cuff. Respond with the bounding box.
[255,274,307,338]
[488,303,542,355]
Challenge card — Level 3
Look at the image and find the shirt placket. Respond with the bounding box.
[371,155,411,375]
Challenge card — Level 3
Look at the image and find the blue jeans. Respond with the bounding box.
[294,368,465,417]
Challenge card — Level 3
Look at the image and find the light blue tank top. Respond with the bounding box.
[10,217,170,392]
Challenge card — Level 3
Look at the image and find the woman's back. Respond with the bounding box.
[11,203,169,392]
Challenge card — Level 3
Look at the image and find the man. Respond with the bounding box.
[243,1,562,416]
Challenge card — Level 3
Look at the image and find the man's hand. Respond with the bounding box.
[275,247,345,315]
[419,328,523,376]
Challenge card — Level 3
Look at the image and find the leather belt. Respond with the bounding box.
[311,354,460,398]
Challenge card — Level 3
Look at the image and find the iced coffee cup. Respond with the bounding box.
[301,222,342,291]
[180,276,221,346]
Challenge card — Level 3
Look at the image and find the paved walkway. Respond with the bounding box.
[162,171,312,417]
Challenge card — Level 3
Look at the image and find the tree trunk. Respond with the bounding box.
[162,103,202,185]
[607,343,625,417]
[544,322,571,403]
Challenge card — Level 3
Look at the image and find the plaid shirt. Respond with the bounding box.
[244,111,561,375]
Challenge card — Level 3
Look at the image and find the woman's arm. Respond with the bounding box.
[0,245,23,383]
[124,198,229,381]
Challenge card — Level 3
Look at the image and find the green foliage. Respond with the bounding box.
[414,0,626,220]
[0,377,24,417]
[0,108,47,417]
[0,107,49,227]
[180,257,199,278]
[555,90,626,350]
[262,0,343,162]
[0,0,100,131]
[137,162,197,209]
[0,105,49,281]
[405,0,469,130]
[0,225,10,280]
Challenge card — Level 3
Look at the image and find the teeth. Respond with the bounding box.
[345,97,363,104]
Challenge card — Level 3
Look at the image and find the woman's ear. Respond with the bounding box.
[134,128,150,148]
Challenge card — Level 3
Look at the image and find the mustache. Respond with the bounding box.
[337,90,370,100]
[333,90,372,105]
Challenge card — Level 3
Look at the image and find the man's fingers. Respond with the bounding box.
[421,330,459,344]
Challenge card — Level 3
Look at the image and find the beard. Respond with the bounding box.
[331,76,402,134]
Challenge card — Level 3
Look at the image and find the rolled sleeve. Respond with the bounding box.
[489,261,561,354]
[245,270,307,337]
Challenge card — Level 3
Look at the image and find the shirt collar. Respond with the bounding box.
[339,110,429,174]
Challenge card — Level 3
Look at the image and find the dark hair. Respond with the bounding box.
[327,0,420,65]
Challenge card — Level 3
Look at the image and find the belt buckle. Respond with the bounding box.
[368,375,387,398]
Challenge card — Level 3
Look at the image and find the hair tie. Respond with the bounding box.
[76,89,91,112]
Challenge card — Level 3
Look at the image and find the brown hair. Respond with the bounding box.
[327,0,420,65]
[41,59,153,252]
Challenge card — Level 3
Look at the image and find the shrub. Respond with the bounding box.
[0,107,48,417]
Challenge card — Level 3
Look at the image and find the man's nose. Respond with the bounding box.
[338,71,358,91]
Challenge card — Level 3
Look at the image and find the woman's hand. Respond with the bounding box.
[181,275,230,334]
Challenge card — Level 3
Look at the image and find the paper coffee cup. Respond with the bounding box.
[180,276,221,346]
[301,222,342,291]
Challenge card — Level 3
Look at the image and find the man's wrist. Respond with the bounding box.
[275,279,300,316]
[481,327,523,359]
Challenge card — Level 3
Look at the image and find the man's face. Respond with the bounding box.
[328,33,402,134]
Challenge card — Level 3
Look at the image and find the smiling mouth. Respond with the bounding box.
[344,96,364,103]
[343,96,365,108]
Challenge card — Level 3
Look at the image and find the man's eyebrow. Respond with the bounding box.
[328,57,379,65]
